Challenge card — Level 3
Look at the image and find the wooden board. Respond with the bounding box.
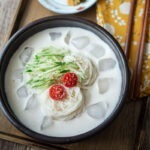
[0,0,149,149]
[0,0,23,50]
[143,98,150,150]
[142,98,150,150]
[135,97,150,150]
[19,0,96,27]
[0,139,47,150]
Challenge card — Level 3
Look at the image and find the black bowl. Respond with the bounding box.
[0,16,130,144]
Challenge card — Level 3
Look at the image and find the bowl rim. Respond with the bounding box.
[0,16,130,144]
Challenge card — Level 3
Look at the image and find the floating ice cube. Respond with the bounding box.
[71,36,89,49]
[87,44,105,58]
[87,102,107,120]
[41,116,53,130]
[64,31,71,44]
[19,47,33,65]
[13,69,24,81]
[98,78,112,94]
[99,58,116,71]
[49,32,62,41]
[25,94,38,110]
[17,85,28,98]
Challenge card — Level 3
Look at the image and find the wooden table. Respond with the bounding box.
[0,0,150,150]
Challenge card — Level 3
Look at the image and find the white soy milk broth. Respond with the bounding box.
[5,27,122,137]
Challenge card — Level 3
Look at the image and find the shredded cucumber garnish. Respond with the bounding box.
[25,46,86,89]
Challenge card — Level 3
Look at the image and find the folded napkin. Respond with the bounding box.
[97,0,150,98]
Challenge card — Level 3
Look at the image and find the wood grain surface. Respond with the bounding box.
[0,0,23,50]
[0,0,149,149]
[135,97,150,150]
[19,0,96,27]
[0,139,48,150]
[142,98,150,150]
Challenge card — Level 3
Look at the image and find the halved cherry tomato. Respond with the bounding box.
[62,72,78,88]
[49,84,67,101]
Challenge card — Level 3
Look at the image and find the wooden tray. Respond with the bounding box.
[0,0,149,149]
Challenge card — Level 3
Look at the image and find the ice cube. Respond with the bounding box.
[64,31,71,44]
[25,94,38,110]
[19,47,33,65]
[87,102,107,119]
[99,58,116,71]
[71,36,89,49]
[17,85,28,98]
[49,32,62,41]
[41,116,53,130]
[98,78,112,94]
[13,69,24,81]
[87,44,105,58]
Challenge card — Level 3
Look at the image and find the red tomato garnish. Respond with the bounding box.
[49,84,67,101]
[62,73,78,88]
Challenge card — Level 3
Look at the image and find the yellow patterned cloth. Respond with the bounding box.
[97,0,150,97]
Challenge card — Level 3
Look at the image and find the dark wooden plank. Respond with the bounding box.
[143,104,150,150]
[135,97,150,150]
[0,140,65,150]
[0,130,68,150]
[0,139,32,150]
